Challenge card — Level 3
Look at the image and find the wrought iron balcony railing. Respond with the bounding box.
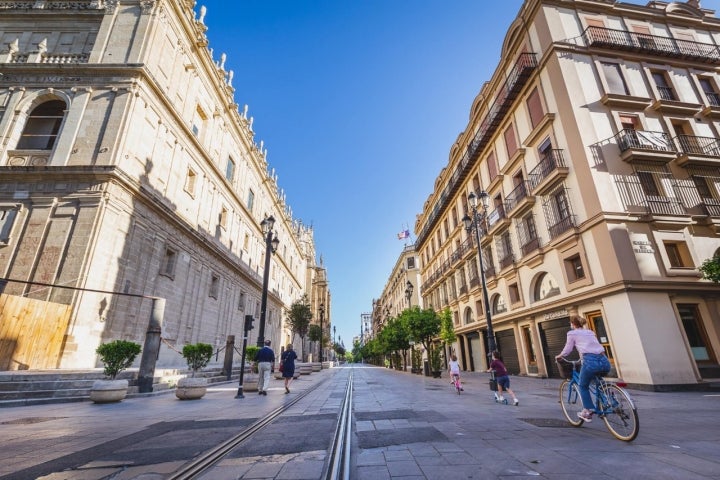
[674,135,720,156]
[548,215,575,239]
[504,181,529,214]
[528,150,566,191]
[615,129,676,153]
[582,26,720,63]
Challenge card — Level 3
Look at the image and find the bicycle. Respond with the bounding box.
[451,373,462,394]
[556,357,639,441]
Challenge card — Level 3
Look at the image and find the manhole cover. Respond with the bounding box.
[1,417,65,425]
[521,418,571,428]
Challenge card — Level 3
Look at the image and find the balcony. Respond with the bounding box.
[484,264,496,279]
[415,53,537,246]
[701,92,720,118]
[520,237,541,257]
[528,150,569,195]
[548,216,575,239]
[504,181,535,216]
[644,195,687,216]
[614,129,678,164]
[486,205,510,233]
[675,135,720,167]
[581,26,720,64]
[701,198,720,217]
[499,253,515,270]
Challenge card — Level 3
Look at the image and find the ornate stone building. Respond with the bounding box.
[0,0,328,370]
[415,0,720,389]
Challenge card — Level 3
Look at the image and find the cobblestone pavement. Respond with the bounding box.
[1,365,719,479]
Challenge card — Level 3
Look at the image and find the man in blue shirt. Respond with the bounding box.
[254,340,275,395]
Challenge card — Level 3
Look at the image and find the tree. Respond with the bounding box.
[403,307,441,353]
[286,295,312,361]
[308,324,322,361]
[699,256,720,283]
[439,307,456,369]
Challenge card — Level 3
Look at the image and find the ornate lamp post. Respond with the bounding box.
[404,280,414,307]
[333,325,336,361]
[318,302,325,363]
[462,190,497,358]
[257,215,279,348]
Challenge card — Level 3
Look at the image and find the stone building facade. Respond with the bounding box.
[372,244,421,337]
[415,0,720,389]
[0,0,327,370]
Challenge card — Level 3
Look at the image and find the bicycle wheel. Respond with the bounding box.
[598,383,639,441]
[559,380,583,426]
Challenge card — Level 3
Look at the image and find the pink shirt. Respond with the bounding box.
[558,328,605,358]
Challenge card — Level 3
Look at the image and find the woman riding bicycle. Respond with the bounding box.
[556,315,611,422]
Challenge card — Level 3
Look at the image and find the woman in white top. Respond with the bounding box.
[448,354,462,391]
[555,315,610,422]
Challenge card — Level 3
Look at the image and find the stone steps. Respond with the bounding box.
[0,366,241,407]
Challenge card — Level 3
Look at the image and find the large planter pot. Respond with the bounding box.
[90,379,129,403]
[310,362,322,372]
[299,363,312,375]
[243,374,258,392]
[432,370,442,378]
[175,377,208,400]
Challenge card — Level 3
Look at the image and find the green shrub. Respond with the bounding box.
[182,343,213,377]
[245,345,260,373]
[96,340,142,380]
[699,256,720,283]
[430,346,442,372]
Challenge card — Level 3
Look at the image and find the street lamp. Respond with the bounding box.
[318,302,325,364]
[405,280,414,307]
[257,215,279,348]
[462,190,497,359]
[333,325,336,361]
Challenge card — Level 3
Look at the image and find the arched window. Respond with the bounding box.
[464,307,473,325]
[492,294,507,314]
[17,100,66,150]
[533,272,561,302]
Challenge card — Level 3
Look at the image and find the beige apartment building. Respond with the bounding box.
[415,0,720,389]
[0,0,327,371]
[372,244,422,336]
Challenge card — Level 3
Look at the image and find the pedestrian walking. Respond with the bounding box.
[254,340,275,395]
[487,351,519,406]
[280,343,297,393]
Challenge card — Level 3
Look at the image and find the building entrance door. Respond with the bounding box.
[678,304,718,376]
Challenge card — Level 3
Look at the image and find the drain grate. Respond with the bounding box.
[520,417,572,428]
[1,417,66,425]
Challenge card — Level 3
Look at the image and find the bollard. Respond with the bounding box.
[222,335,235,380]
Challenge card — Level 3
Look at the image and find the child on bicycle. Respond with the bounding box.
[487,350,519,405]
[448,354,463,391]
[555,315,610,422]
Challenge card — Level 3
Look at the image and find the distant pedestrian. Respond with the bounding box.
[280,343,297,394]
[487,351,518,406]
[254,340,274,395]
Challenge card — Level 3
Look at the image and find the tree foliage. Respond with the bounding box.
[439,307,456,345]
[182,342,213,377]
[286,295,312,358]
[96,340,142,380]
[699,256,720,283]
[402,306,441,352]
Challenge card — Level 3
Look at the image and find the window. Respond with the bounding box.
[651,70,676,101]
[526,87,545,129]
[0,206,20,244]
[209,274,219,298]
[225,157,235,182]
[663,241,693,268]
[492,294,507,314]
[247,189,255,212]
[17,100,66,150]
[160,247,177,278]
[619,114,640,131]
[587,312,614,363]
[184,168,197,196]
[699,78,720,106]
[637,171,661,196]
[677,304,716,364]
[508,283,520,304]
[219,206,228,229]
[504,125,518,159]
[601,62,629,95]
[487,152,499,182]
[243,233,250,251]
[407,256,416,270]
[533,272,560,301]
[564,254,585,282]
[238,291,246,311]
[192,105,207,138]
[691,175,714,199]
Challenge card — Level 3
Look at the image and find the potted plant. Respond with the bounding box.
[176,342,213,400]
[242,345,260,392]
[430,346,443,378]
[90,340,141,403]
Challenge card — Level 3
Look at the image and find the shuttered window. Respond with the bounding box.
[526,87,545,129]
[504,125,518,158]
[601,62,629,95]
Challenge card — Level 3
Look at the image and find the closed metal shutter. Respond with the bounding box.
[496,329,520,375]
[539,317,577,378]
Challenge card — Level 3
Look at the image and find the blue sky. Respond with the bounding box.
[197,0,720,349]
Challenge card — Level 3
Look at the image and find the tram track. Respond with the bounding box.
[168,367,354,480]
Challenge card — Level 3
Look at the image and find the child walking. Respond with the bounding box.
[487,351,519,406]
